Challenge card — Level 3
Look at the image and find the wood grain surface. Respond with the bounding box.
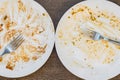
[0,0,120,80]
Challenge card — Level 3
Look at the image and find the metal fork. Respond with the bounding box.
[81,22,120,44]
[93,32,120,45]
[0,34,24,56]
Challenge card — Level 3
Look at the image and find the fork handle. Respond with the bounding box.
[108,39,120,45]
[0,49,9,56]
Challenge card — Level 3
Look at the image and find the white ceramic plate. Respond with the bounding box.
[56,0,120,80]
[0,0,54,78]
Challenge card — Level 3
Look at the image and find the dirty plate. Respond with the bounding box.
[0,0,54,78]
[56,0,120,80]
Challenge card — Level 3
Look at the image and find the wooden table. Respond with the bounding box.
[0,0,120,80]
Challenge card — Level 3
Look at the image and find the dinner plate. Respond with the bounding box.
[0,0,54,78]
[55,0,120,80]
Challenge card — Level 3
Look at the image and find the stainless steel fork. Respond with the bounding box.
[81,22,120,44]
[93,32,120,45]
[0,34,24,56]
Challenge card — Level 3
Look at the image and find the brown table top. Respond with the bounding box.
[0,0,120,80]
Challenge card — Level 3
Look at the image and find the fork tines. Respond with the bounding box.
[9,34,24,50]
